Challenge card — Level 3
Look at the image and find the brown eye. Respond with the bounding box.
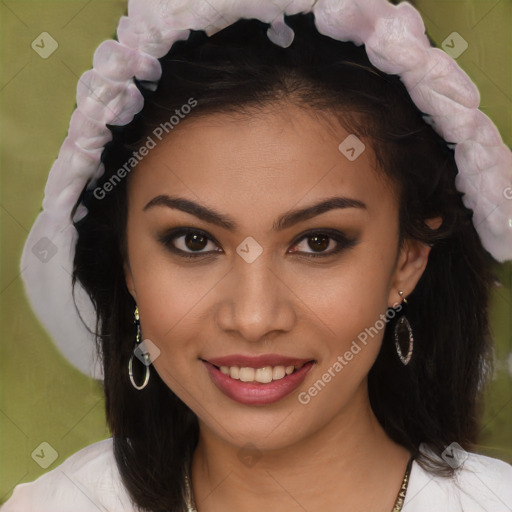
[183,233,208,251]
[159,228,221,258]
[307,234,331,252]
[289,230,357,258]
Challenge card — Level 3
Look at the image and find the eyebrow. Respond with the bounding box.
[143,194,367,232]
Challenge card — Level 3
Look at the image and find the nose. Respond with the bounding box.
[215,254,296,343]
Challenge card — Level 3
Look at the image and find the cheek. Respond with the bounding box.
[295,241,395,336]
[130,262,210,356]
[128,264,213,399]
[295,271,389,374]
[124,220,207,357]
[291,243,397,391]
[290,286,390,417]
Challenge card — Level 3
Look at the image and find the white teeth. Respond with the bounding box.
[272,366,285,380]
[216,363,304,383]
[255,367,273,383]
[239,367,255,382]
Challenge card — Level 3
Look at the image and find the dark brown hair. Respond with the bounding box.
[73,11,497,512]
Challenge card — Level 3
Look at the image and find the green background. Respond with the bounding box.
[0,0,511,504]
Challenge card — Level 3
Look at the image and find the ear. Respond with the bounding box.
[387,217,442,307]
[124,261,137,301]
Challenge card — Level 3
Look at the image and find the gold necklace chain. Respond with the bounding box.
[184,456,414,512]
[392,456,414,512]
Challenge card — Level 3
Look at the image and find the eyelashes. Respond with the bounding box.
[159,228,221,259]
[158,227,358,260]
[288,229,358,258]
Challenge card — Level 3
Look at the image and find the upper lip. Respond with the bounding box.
[203,354,314,369]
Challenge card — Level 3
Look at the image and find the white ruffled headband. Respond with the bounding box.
[20,0,512,379]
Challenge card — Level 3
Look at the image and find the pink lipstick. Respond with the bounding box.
[201,354,315,405]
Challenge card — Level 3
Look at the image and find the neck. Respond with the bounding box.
[190,380,412,512]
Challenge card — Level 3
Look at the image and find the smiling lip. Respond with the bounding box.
[205,354,313,368]
[201,354,315,405]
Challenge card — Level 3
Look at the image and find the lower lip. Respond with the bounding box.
[203,361,315,405]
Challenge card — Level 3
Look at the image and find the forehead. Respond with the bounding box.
[127,103,397,221]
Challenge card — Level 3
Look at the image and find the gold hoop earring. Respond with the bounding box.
[394,291,414,365]
[128,305,150,390]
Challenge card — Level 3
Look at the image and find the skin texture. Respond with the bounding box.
[124,102,436,511]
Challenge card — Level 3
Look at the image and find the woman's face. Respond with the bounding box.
[124,102,430,450]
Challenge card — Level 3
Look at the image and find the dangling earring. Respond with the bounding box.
[394,291,414,365]
[128,305,150,390]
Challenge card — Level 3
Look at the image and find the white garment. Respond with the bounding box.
[2,437,512,511]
